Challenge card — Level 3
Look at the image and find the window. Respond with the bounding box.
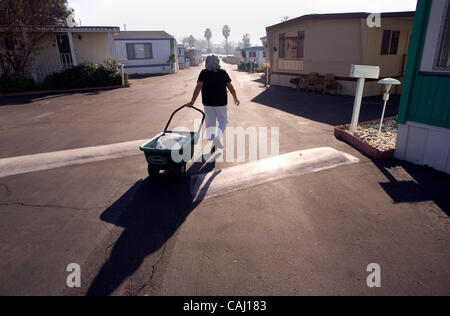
[381,30,400,55]
[249,51,257,58]
[435,2,450,70]
[126,43,152,60]
[279,31,304,59]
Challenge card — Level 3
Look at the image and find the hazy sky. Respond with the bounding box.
[68,0,418,45]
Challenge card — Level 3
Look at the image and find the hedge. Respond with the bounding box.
[1,62,130,94]
[43,62,129,90]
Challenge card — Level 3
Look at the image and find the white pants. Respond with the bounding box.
[204,105,228,140]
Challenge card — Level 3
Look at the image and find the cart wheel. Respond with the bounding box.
[148,165,160,178]
[172,163,186,178]
[179,163,187,176]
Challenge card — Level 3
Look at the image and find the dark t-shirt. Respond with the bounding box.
[197,69,232,107]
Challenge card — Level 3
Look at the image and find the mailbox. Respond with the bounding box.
[349,65,381,133]
[350,65,380,79]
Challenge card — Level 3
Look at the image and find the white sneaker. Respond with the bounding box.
[213,138,223,149]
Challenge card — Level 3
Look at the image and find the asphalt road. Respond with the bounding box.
[0,63,449,296]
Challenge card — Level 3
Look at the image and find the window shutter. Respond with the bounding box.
[390,31,400,55]
[381,30,391,55]
[279,33,285,58]
[297,31,305,58]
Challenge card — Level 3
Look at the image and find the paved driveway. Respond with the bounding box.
[0,64,449,296]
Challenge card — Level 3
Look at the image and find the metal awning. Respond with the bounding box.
[0,26,120,34]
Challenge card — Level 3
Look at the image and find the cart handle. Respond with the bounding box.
[163,104,205,135]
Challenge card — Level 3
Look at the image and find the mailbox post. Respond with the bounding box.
[121,63,125,87]
[349,65,380,133]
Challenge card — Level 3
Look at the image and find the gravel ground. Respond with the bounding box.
[345,119,398,152]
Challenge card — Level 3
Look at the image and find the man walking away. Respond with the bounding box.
[187,55,240,152]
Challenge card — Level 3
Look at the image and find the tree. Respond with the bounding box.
[242,33,251,47]
[181,35,196,48]
[188,35,196,48]
[0,0,74,79]
[204,28,212,53]
[222,25,230,56]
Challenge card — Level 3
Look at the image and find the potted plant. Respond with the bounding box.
[168,54,177,63]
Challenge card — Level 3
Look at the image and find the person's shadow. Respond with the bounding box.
[86,155,221,296]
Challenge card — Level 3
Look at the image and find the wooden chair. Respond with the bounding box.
[323,73,337,94]
[305,72,319,92]
[297,77,307,90]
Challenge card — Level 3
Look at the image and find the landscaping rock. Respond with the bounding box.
[344,120,398,152]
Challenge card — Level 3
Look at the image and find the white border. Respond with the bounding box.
[420,0,450,73]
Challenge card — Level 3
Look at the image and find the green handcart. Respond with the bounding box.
[140,105,205,177]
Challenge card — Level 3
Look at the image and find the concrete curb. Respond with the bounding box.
[190,147,359,200]
[0,139,148,178]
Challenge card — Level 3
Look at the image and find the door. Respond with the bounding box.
[56,34,73,68]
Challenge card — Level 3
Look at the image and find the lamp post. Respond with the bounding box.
[377,78,401,135]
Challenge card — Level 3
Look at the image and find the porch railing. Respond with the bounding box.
[59,53,74,69]
[33,53,83,82]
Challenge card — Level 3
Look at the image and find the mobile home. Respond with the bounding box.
[115,31,177,75]
[265,12,415,96]
[395,0,450,174]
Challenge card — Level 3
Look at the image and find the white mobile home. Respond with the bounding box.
[244,46,266,68]
[115,31,177,75]
[177,44,188,69]
[185,48,202,66]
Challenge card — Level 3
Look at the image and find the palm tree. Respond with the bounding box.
[222,25,231,56]
[204,28,212,53]
[242,33,251,47]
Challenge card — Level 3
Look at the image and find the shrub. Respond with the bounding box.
[238,62,264,72]
[43,62,128,90]
[1,61,130,94]
[0,75,40,94]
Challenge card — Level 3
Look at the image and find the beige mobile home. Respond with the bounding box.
[37,27,120,82]
[0,26,120,82]
[266,12,415,96]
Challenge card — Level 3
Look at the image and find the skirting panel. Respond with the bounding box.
[395,121,450,174]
